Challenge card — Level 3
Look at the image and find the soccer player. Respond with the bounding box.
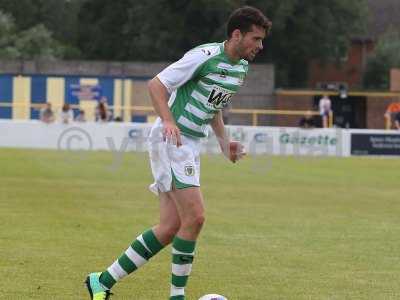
[85,6,271,300]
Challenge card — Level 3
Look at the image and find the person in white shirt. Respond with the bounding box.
[39,102,55,124]
[84,6,271,300]
[59,104,74,124]
[75,109,86,122]
[319,95,332,128]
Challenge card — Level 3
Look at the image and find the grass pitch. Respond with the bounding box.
[0,148,399,300]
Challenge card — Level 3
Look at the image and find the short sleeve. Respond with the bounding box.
[157,49,210,93]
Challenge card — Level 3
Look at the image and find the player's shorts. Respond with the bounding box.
[148,118,201,195]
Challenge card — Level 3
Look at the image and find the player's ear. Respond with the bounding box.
[231,29,242,42]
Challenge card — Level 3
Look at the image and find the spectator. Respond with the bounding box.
[75,110,86,122]
[59,103,74,124]
[299,111,316,129]
[95,97,112,122]
[395,112,400,130]
[40,102,55,124]
[384,102,400,129]
[319,94,332,128]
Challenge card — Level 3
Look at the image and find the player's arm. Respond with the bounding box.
[148,77,182,146]
[210,110,229,151]
[210,111,245,163]
[148,48,210,146]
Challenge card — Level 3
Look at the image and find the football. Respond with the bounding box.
[198,294,227,300]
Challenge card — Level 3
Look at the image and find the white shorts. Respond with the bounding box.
[148,118,201,195]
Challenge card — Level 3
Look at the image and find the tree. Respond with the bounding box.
[363,29,400,89]
[0,0,40,30]
[77,0,368,87]
[0,10,18,58]
[0,0,83,58]
[244,0,368,87]
[0,10,66,59]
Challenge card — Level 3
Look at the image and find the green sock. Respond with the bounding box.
[170,236,196,300]
[99,229,164,289]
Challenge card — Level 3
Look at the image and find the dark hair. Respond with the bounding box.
[62,104,70,112]
[227,6,272,38]
[99,102,107,120]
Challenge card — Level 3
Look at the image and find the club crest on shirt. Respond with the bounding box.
[184,164,195,176]
[219,69,228,78]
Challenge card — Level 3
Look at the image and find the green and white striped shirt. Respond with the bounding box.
[157,42,249,138]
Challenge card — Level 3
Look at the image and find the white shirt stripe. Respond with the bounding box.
[217,62,245,72]
[172,263,193,276]
[126,246,148,268]
[197,80,213,92]
[177,116,204,133]
[191,89,212,109]
[185,103,214,120]
[205,73,241,86]
[167,90,177,107]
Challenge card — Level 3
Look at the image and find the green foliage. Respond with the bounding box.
[363,29,400,89]
[0,0,83,59]
[0,11,65,60]
[0,0,369,86]
[0,10,17,57]
[246,0,368,86]
[15,24,65,59]
[77,0,368,87]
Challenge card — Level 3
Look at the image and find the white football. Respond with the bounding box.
[198,294,227,300]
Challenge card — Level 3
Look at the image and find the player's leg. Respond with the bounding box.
[153,191,181,245]
[85,192,180,299]
[169,187,205,300]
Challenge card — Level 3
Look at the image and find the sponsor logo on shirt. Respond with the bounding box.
[207,85,234,109]
[201,49,211,56]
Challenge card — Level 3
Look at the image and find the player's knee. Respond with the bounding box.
[161,222,181,242]
[183,214,205,231]
[195,214,205,228]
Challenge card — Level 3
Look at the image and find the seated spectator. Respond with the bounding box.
[395,112,400,130]
[75,110,86,122]
[40,102,55,124]
[59,103,74,124]
[95,97,112,122]
[384,102,400,129]
[299,111,316,129]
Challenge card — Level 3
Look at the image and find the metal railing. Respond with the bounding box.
[0,102,333,127]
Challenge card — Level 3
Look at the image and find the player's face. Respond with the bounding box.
[237,25,266,61]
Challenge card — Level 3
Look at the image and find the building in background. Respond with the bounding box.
[275,0,400,129]
[0,60,274,126]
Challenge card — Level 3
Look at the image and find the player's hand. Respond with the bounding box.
[224,141,246,163]
[163,120,182,147]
